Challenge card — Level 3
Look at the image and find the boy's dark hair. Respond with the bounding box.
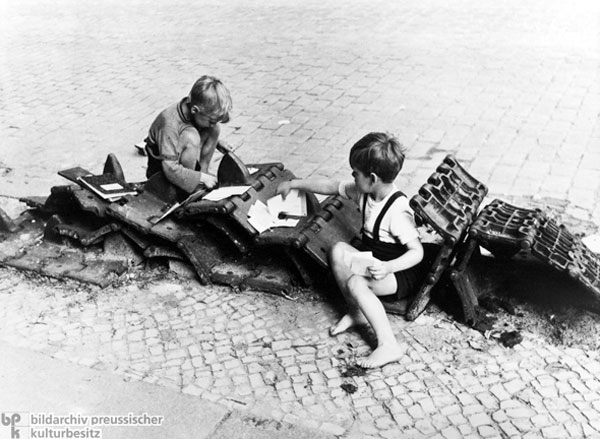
[349,132,405,183]
[189,75,232,123]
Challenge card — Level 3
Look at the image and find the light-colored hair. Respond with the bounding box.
[189,75,232,123]
[349,132,405,183]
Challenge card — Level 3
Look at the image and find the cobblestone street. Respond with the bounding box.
[2,268,600,438]
[1,0,599,222]
[1,0,600,437]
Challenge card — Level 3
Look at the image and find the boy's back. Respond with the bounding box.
[145,99,195,178]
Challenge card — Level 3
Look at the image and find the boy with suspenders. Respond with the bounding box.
[277,132,426,368]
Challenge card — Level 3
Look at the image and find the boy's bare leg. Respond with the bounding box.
[346,275,404,368]
[329,312,368,336]
[199,125,220,173]
[328,243,368,335]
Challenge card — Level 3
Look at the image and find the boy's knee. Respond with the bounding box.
[330,241,347,258]
[329,242,347,265]
[346,274,368,294]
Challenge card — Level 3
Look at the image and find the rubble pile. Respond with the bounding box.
[1,148,599,328]
[0,146,360,298]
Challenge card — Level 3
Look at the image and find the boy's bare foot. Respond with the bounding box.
[357,343,405,369]
[329,313,367,336]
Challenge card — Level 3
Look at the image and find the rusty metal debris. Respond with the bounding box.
[1,149,599,327]
[406,155,488,322]
[464,199,600,310]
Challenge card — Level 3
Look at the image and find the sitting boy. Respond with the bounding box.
[277,132,426,368]
[144,75,232,196]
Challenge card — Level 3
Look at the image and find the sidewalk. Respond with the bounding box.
[0,341,333,439]
[1,0,600,437]
[1,260,600,438]
[1,0,599,225]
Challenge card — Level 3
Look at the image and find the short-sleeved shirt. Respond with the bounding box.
[338,181,420,245]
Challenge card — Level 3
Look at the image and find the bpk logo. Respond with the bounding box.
[0,413,29,439]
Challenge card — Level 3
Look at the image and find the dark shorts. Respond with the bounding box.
[354,241,437,302]
[380,264,427,301]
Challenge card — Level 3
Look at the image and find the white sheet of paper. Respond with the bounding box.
[582,235,600,254]
[202,186,251,201]
[247,200,274,233]
[100,182,124,191]
[247,199,301,233]
[266,189,307,217]
[271,217,299,228]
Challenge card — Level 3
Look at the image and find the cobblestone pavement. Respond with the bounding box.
[2,0,600,438]
[1,267,600,439]
[1,0,599,225]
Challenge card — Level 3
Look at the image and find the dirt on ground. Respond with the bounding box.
[436,196,600,351]
[430,246,600,351]
[2,195,600,352]
[3,241,600,354]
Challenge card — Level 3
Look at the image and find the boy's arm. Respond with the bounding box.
[160,129,216,192]
[277,178,342,197]
[368,238,424,280]
[198,124,220,175]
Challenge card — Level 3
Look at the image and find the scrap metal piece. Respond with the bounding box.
[103,153,126,182]
[142,172,180,204]
[43,215,66,244]
[215,141,283,186]
[121,227,154,251]
[182,165,318,238]
[105,190,197,243]
[59,156,128,189]
[283,247,322,287]
[56,221,121,246]
[57,167,91,184]
[0,207,18,233]
[449,199,545,324]
[21,185,82,216]
[217,149,251,185]
[18,196,47,211]
[469,199,545,257]
[58,163,144,210]
[104,232,144,266]
[450,198,600,324]
[531,217,600,298]
[406,245,455,321]
[210,250,298,295]
[71,187,111,218]
[296,196,362,267]
[410,155,487,245]
[255,195,362,268]
[143,245,186,261]
[177,235,223,285]
[448,238,482,325]
[0,210,45,261]
[168,259,197,279]
[406,155,488,322]
[203,216,252,254]
[2,243,127,288]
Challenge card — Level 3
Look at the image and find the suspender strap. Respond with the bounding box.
[371,191,405,240]
[361,194,368,232]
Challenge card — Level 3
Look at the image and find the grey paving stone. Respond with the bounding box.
[2,1,600,437]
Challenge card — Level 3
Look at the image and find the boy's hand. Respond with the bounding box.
[276,181,293,198]
[368,260,390,281]
[200,172,218,189]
